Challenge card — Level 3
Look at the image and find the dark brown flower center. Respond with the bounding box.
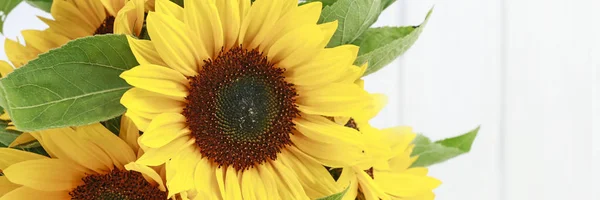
[69,169,167,200]
[94,16,115,35]
[184,46,299,171]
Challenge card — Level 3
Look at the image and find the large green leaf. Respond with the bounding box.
[0,34,138,132]
[410,126,479,167]
[24,0,52,12]
[0,0,22,34]
[353,8,432,76]
[319,0,382,47]
[380,0,395,9]
[316,186,350,200]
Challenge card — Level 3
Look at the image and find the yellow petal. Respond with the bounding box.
[155,0,184,21]
[120,64,189,98]
[0,186,70,200]
[72,0,106,24]
[296,83,372,117]
[265,24,324,69]
[268,160,309,199]
[77,123,137,169]
[114,0,145,36]
[240,167,268,200]
[21,30,69,53]
[194,157,222,199]
[126,36,168,66]
[0,176,19,196]
[125,162,166,191]
[119,115,141,154]
[223,166,243,200]
[8,132,36,147]
[34,127,113,173]
[354,167,387,199]
[283,45,356,86]
[141,113,189,148]
[121,88,185,120]
[184,0,224,58]
[375,172,441,197]
[293,115,366,148]
[4,39,40,67]
[215,166,227,198]
[51,0,97,31]
[404,168,429,176]
[0,60,14,77]
[336,168,358,200]
[125,110,152,131]
[291,134,366,168]
[261,2,322,49]
[37,17,91,39]
[165,147,200,197]
[215,0,241,50]
[136,136,195,166]
[0,148,47,170]
[101,0,126,16]
[256,164,279,200]
[146,12,200,76]
[239,0,286,49]
[3,159,86,191]
[279,147,341,199]
[318,21,338,48]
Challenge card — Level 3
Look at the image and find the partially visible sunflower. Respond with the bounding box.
[335,123,442,200]
[5,0,151,67]
[1,0,152,146]
[119,0,384,198]
[0,116,175,200]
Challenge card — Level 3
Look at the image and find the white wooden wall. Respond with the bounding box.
[365,0,599,200]
[2,1,599,200]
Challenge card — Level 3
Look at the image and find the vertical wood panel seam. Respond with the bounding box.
[499,0,508,199]
[397,0,407,122]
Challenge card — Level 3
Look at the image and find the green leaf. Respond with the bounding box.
[410,126,480,167]
[0,0,23,34]
[353,8,432,76]
[102,115,122,136]
[0,34,139,132]
[24,0,52,13]
[319,0,383,47]
[316,185,350,200]
[381,0,395,9]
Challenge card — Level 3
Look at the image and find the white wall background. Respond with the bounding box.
[1,1,599,200]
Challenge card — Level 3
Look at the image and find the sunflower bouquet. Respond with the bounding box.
[0,0,479,199]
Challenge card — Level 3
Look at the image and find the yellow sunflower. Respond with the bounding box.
[0,116,176,199]
[335,124,442,200]
[1,0,151,146]
[119,0,382,198]
[5,0,149,67]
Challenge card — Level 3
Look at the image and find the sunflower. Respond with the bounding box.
[0,116,176,200]
[335,123,442,200]
[1,0,151,146]
[120,0,382,198]
[5,0,149,68]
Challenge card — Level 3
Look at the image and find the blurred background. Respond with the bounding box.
[1,0,598,200]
